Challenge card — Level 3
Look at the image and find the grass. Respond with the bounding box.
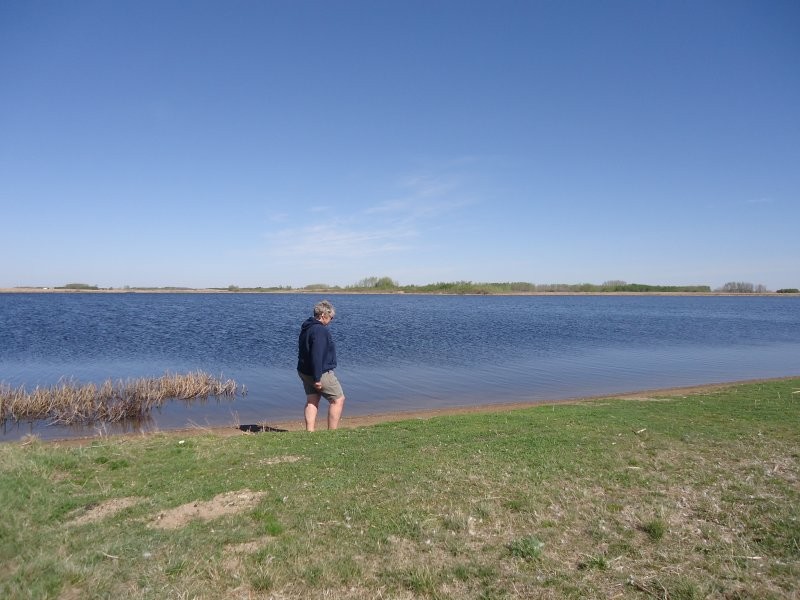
[640,518,667,542]
[0,378,798,599]
[506,536,544,561]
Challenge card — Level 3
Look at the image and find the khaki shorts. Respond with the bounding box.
[298,370,344,402]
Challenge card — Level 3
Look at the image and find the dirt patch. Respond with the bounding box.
[68,497,143,526]
[151,489,266,530]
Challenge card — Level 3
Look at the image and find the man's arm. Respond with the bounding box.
[309,325,328,385]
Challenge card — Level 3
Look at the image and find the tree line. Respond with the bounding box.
[344,279,713,294]
[53,280,797,294]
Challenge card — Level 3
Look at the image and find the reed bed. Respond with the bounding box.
[0,371,244,425]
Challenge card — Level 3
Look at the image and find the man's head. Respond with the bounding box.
[313,300,336,324]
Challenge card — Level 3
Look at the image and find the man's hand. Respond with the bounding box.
[314,381,322,391]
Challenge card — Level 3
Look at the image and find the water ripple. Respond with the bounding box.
[1,293,799,439]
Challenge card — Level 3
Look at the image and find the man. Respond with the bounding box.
[297,300,345,431]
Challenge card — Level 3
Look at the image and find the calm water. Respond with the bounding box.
[1,293,799,440]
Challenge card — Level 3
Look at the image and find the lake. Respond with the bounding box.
[1,292,799,440]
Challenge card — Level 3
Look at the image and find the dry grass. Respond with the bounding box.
[1,378,797,599]
[0,371,243,425]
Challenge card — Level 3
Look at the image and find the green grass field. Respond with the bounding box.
[1,378,798,599]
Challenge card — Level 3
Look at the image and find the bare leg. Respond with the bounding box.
[304,394,321,431]
[327,395,345,430]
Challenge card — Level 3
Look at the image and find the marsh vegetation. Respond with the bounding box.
[0,371,243,426]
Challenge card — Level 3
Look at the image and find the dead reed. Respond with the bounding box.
[0,371,244,426]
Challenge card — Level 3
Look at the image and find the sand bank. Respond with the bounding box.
[36,375,798,447]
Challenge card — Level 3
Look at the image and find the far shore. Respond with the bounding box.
[39,375,800,447]
[0,287,794,297]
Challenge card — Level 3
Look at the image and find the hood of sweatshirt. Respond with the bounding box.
[300,317,321,333]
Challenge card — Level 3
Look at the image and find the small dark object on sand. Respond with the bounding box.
[239,424,287,433]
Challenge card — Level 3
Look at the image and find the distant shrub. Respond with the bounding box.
[350,276,398,289]
[717,281,767,293]
[374,276,398,289]
[61,283,98,290]
[777,288,799,294]
[304,283,333,290]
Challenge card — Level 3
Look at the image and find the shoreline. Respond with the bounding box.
[0,287,794,297]
[37,375,799,447]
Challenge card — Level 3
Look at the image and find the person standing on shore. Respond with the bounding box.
[297,300,345,431]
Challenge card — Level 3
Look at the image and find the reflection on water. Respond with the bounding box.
[2,412,156,440]
[1,293,799,440]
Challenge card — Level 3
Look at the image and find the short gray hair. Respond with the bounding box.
[313,300,335,319]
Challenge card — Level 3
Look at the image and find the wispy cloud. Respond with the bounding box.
[266,220,419,259]
[267,211,289,223]
[263,170,475,262]
[398,173,461,198]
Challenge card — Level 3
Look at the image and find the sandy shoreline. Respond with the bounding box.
[36,375,798,447]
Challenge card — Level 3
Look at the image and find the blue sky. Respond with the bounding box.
[1,1,798,290]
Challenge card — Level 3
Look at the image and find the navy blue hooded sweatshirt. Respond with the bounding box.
[297,317,337,382]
